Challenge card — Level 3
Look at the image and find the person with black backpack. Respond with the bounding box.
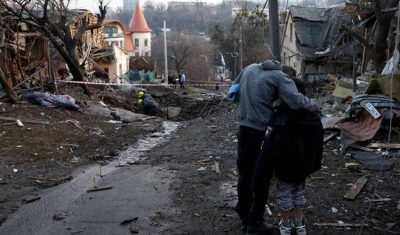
[254,76,323,235]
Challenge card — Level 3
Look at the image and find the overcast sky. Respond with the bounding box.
[70,0,226,12]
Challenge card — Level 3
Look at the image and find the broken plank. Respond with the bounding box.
[313,222,369,227]
[197,158,211,163]
[22,196,41,204]
[344,176,368,200]
[214,161,221,174]
[367,143,400,149]
[86,186,113,193]
[349,144,375,152]
[324,132,339,142]
[0,116,50,125]
[364,198,391,203]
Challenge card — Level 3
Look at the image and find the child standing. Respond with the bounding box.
[269,77,324,235]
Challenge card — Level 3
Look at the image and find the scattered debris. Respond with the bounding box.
[16,119,24,127]
[70,230,84,234]
[324,132,339,142]
[129,223,139,234]
[197,158,211,164]
[344,176,368,200]
[367,143,400,149]
[265,204,273,216]
[313,222,369,227]
[53,213,67,221]
[22,196,41,204]
[86,186,113,193]
[65,119,84,131]
[120,217,138,225]
[212,161,221,174]
[349,152,393,171]
[0,116,50,125]
[345,162,361,170]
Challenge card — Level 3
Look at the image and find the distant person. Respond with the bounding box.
[137,91,159,116]
[179,72,186,89]
[232,59,320,235]
[168,73,177,89]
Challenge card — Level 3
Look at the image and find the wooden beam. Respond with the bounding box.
[0,116,50,125]
[86,186,113,193]
[341,25,371,47]
[349,144,375,152]
[313,222,369,227]
[367,143,400,149]
[344,176,368,200]
[324,132,339,142]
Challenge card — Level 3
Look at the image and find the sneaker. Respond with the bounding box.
[246,221,274,235]
[292,220,306,235]
[278,220,292,235]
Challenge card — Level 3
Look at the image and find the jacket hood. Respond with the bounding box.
[259,59,282,71]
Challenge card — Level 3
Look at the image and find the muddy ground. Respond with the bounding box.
[0,82,400,235]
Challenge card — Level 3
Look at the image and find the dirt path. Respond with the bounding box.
[0,85,400,234]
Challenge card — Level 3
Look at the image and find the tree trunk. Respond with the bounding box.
[372,0,400,73]
[0,69,19,103]
[65,59,92,97]
[50,38,92,96]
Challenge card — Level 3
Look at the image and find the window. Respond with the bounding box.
[105,26,118,36]
[144,38,148,47]
[135,38,139,48]
[289,23,293,42]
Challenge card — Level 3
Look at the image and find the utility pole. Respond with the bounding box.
[163,20,168,85]
[239,22,243,71]
[269,0,281,61]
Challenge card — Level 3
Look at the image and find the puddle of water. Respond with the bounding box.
[111,121,179,167]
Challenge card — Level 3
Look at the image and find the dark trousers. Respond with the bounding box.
[248,133,274,224]
[236,126,265,223]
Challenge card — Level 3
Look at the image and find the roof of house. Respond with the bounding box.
[290,6,328,21]
[102,19,130,32]
[288,6,351,60]
[102,19,135,52]
[129,3,152,33]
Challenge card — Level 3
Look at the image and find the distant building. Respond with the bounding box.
[101,2,152,81]
[129,2,152,57]
[280,5,355,82]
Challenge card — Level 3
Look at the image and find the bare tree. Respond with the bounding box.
[151,32,213,80]
[0,0,108,96]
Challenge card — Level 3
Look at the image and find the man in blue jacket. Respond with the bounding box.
[232,60,320,235]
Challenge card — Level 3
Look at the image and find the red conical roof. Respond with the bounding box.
[129,2,152,32]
